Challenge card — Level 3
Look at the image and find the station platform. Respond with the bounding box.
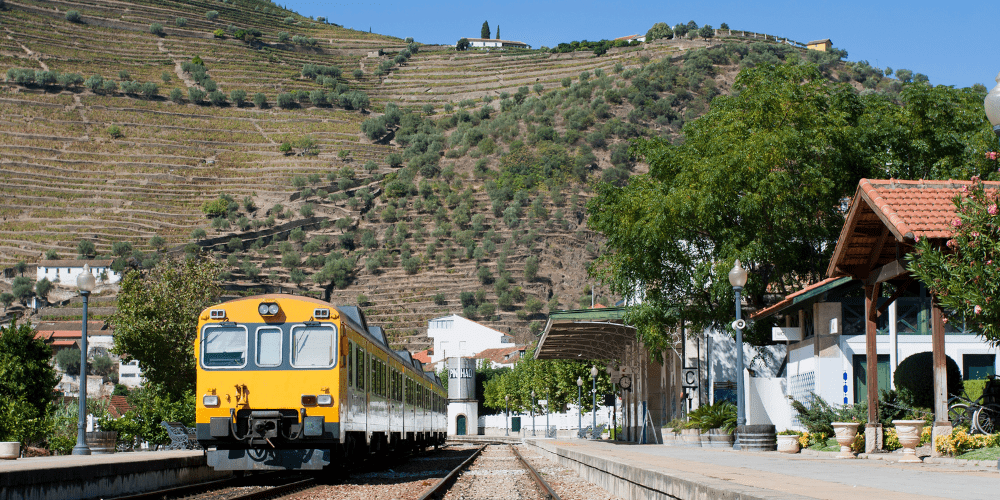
[524,438,997,500]
[0,450,229,500]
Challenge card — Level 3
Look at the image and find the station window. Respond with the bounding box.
[202,325,248,368]
[256,327,282,367]
[290,325,337,368]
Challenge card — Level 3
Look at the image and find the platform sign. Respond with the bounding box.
[682,368,698,389]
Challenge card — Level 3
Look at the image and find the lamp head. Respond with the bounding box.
[577,376,583,386]
[77,264,96,292]
[728,259,748,288]
[531,390,535,398]
[985,72,1000,136]
[590,365,598,378]
[505,394,509,401]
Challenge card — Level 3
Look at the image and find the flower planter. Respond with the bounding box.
[87,431,117,455]
[708,429,734,448]
[832,422,859,459]
[776,434,801,454]
[680,428,701,447]
[699,431,712,447]
[892,420,925,463]
[0,441,20,460]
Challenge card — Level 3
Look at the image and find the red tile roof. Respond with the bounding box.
[411,349,432,364]
[106,395,133,418]
[473,346,526,365]
[857,178,1000,240]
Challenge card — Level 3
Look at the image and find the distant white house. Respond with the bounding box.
[465,38,531,50]
[427,314,514,370]
[37,259,120,286]
[118,359,145,388]
[614,34,646,43]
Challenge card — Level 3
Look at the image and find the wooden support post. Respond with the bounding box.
[930,301,951,455]
[864,283,880,428]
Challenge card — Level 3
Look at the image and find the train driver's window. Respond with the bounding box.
[256,327,282,367]
[202,325,248,368]
[290,324,337,368]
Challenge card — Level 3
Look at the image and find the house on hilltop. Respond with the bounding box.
[37,259,120,286]
[615,34,646,43]
[427,314,514,370]
[806,39,832,51]
[465,38,531,50]
[472,345,528,369]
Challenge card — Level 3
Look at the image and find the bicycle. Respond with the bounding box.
[948,375,1000,434]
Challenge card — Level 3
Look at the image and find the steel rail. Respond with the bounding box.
[228,477,317,500]
[510,444,561,500]
[415,444,486,500]
[103,472,310,500]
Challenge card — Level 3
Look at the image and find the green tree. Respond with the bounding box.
[14,260,26,276]
[524,255,539,281]
[589,63,873,349]
[150,23,164,36]
[907,179,1000,344]
[77,240,96,258]
[456,38,469,51]
[646,22,672,41]
[0,293,14,312]
[65,10,82,22]
[0,321,59,444]
[34,278,52,303]
[698,24,714,39]
[481,21,490,39]
[56,347,82,374]
[109,257,222,399]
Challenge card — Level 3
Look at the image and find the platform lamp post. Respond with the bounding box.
[606,365,615,440]
[531,390,536,436]
[729,259,748,451]
[577,376,583,438]
[505,395,510,436]
[984,72,1000,146]
[72,264,96,456]
[590,365,598,439]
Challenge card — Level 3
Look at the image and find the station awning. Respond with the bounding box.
[534,307,636,360]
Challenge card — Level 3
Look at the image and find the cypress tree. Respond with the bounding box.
[480,20,490,39]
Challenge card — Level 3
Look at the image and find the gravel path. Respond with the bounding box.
[443,445,538,500]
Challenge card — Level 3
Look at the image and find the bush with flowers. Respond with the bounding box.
[907,176,1000,344]
[934,428,1000,456]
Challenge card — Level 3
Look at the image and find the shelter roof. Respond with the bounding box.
[807,39,831,45]
[827,179,1000,279]
[535,307,635,360]
[750,276,855,321]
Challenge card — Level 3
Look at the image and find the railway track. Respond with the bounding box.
[417,444,560,500]
[104,472,317,500]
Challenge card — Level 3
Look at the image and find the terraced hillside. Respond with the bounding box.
[0,0,862,345]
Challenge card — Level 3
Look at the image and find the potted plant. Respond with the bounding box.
[831,421,860,458]
[776,430,801,454]
[891,419,926,463]
[0,440,18,460]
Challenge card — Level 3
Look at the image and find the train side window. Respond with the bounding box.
[348,341,355,388]
[202,325,248,368]
[255,327,282,367]
[357,347,365,390]
[290,325,337,368]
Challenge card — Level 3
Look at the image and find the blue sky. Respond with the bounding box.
[283,0,998,91]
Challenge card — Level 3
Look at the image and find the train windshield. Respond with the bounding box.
[290,325,337,368]
[202,325,248,368]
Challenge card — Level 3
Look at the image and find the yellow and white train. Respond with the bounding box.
[195,294,446,470]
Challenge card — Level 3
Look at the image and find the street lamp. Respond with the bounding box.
[543,395,549,438]
[531,390,536,436]
[505,395,510,436]
[591,365,598,439]
[72,264,96,456]
[606,365,615,440]
[984,72,1000,144]
[577,376,583,438]
[729,259,748,451]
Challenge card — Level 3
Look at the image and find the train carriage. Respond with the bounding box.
[195,294,446,471]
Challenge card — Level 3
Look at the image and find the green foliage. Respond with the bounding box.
[0,321,58,444]
[200,196,230,216]
[34,277,52,300]
[187,87,206,103]
[456,38,470,51]
[893,352,962,408]
[77,239,96,258]
[100,384,195,447]
[907,179,1000,343]
[646,22,673,41]
[175,17,186,27]
[150,23,164,36]
[65,10,82,22]
[109,258,222,399]
[107,124,123,138]
[206,10,219,20]
[276,92,295,108]
[252,92,267,108]
[482,347,613,415]
[481,20,490,39]
[686,400,736,432]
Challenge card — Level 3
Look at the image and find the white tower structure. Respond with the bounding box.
[446,357,478,436]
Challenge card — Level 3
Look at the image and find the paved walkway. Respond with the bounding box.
[529,439,998,499]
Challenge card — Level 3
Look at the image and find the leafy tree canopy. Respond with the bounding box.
[481,20,490,39]
[482,347,613,414]
[0,321,59,443]
[646,22,673,41]
[110,257,222,399]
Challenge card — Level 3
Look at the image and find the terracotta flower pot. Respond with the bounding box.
[832,422,859,459]
[892,420,925,463]
[776,434,800,454]
[0,441,20,460]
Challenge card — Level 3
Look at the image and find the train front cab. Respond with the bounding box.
[195,296,342,470]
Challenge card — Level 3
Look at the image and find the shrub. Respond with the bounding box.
[191,228,207,240]
[284,16,295,24]
[206,10,219,20]
[276,92,295,108]
[150,23,164,36]
[176,17,186,27]
[208,90,227,106]
[140,81,159,97]
[188,87,206,103]
[230,89,246,106]
[894,352,962,409]
[107,125,124,139]
[169,87,184,103]
[353,69,364,80]
[65,10,82,22]
[278,32,289,42]
[433,293,446,305]
[252,92,267,108]
[203,79,217,92]
[279,142,292,153]
[213,29,225,38]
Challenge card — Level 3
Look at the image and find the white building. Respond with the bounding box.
[465,38,531,50]
[427,314,514,370]
[37,259,120,286]
[118,359,145,388]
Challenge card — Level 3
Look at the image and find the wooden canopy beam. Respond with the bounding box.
[866,259,909,285]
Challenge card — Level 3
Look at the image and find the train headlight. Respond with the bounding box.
[317,394,333,406]
[301,395,317,406]
[203,395,220,407]
[258,302,280,316]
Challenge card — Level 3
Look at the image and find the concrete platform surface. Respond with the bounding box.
[526,439,998,500]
